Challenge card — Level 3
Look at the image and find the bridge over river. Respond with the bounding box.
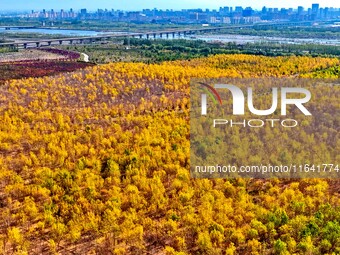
[0,26,252,49]
[0,21,312,49]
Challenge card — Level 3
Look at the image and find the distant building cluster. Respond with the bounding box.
[28,8,77,19]
[24,4,340,24]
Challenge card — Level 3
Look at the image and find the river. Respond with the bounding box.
[195,34,340,46]
[0,27,339,46]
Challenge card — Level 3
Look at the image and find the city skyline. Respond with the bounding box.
[1,0,340,11]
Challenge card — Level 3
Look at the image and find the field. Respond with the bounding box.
[0,54,339,254]
[0,49,92,84]
[0,61,94,84]
[0,50,69,63]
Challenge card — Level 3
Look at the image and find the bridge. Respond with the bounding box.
[0,21,311,49]
[0,26,253,49]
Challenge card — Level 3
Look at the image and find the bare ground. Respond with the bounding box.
[0,49,67,63]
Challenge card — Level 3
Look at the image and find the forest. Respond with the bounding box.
[0,54,339,254]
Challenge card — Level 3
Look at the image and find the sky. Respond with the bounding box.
[0,0,339,11]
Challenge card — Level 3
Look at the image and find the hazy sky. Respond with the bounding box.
[1,0,339,11]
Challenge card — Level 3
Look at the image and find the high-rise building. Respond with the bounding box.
[324,7,329,18]
[242,7,253,17]
[307,8,312,16]
[312,3,319,13]
[311,3,319,19]
[235,6,243,13]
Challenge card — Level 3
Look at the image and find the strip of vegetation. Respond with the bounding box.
[0,46,17,54]
[61,38,340,64]
[0,32,76,39]
[209,25,340,39]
